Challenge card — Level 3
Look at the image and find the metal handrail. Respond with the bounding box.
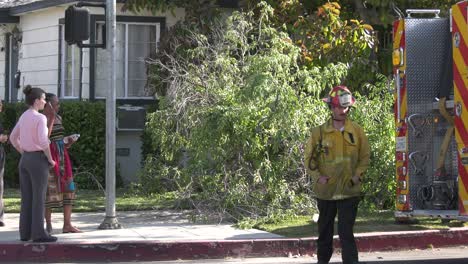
[406,9,440,18]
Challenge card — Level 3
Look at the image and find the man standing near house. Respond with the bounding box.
[304,85,370,264]
[0,99,8,227]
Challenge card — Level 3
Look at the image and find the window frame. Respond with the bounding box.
[90,15,165,101]
[58,23,82,99]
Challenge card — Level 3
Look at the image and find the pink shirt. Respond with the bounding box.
[10,109,50,152]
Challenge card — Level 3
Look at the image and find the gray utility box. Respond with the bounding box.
[116,105,146,185]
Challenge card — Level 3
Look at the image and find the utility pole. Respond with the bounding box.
[99,0,121,229]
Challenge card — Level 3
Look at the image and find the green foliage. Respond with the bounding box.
[267,2,375,65]
[124,0,229,22]
[142,5,332,221]
[127,0,378,92]
[140,2,395,225]
[59,101,124,189]
[0,103,27,187]
[244,1,378,95]
[123,0,192,14]
[0,101,122,189]
[350,75,396,210]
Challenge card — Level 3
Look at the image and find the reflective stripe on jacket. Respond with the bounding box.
[304,118,370,200]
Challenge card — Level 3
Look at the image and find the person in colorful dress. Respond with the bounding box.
[43,93,81,234]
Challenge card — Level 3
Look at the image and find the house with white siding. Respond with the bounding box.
[0,0,185,184]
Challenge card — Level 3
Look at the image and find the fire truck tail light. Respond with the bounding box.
[398,194,407,204]
[398,180,407,190]
[393,48,404,66]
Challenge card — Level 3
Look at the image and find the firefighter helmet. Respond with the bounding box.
[322,85,356,107]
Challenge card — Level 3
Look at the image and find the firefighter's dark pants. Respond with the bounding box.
[316,196,360,264]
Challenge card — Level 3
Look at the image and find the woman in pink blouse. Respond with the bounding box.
[10,85,57,243]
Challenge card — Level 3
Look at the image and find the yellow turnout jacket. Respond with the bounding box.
[304,118,370,200]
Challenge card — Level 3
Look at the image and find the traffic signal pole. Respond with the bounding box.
[64,0,119,229]
[98,0,121,229]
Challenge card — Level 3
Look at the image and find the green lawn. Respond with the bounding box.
[256,210,468,238]
[3,188,176,213]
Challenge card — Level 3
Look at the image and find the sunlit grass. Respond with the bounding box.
[3,188,176,213]
[256,210,468,238]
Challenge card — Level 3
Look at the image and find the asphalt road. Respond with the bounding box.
[9,245,466,264]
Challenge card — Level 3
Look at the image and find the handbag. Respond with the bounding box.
[65,180,76,192]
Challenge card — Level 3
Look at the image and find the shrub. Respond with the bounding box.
[1,101,123,189]
[140,3,395,226]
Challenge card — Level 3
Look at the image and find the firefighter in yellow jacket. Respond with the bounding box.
[304,85,370,264]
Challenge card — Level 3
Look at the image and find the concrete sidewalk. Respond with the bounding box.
[0,210,467,262]
[0,211,283,242]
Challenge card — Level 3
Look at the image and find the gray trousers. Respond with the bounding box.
[0,146,4,223]
[19,151,49,240]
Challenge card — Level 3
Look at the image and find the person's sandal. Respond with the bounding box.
[62,226,83,233]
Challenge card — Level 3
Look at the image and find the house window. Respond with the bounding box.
[95,22,159,99]
[59,25,81,98]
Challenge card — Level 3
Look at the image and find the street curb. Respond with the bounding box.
[355,228,468,252]
[0,239,314,262]
[0,228,467,262]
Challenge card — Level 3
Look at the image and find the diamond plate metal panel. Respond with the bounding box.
[404,18,454,210]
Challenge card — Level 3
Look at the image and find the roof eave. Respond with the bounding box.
[0,8,19,23]
[9,0,78,15]
[9,0,128,15]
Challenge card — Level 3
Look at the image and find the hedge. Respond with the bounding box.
[1,101,123,189]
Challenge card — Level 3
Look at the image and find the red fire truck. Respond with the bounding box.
[393,1,468,221]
